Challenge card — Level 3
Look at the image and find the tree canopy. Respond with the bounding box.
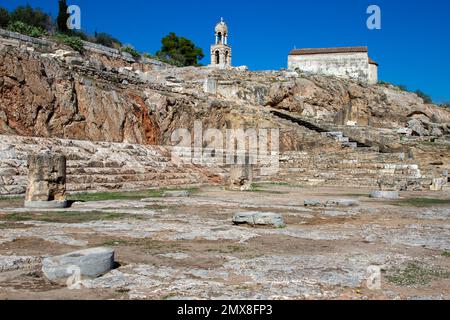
[57,0,70,33]
[10,4,52,31]
[156,32,204,67]
[0,7,9,28]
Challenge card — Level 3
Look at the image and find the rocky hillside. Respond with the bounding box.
[0,29,449,152]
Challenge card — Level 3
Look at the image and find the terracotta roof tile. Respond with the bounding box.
[289,46,368,55]
[369,57,379,66]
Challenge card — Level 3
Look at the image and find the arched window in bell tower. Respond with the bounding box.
[215,50,220,65]
[225,51,229,65]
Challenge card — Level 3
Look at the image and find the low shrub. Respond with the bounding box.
[53,33,84,52]
[7,20,47,38]
[121,45,141,58]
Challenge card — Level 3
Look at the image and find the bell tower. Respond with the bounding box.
[210,18,232,69]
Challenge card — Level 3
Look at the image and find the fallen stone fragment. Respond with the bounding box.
[233,212,285,228]
[304,199,323,207]
[162,190,190,198]
[370,191,400,200]
[42,247,115,282]
[325,199,360,207]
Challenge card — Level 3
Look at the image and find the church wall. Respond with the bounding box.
[288,52,370,83]
[368,63,378,85]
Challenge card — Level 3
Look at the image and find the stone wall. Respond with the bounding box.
[0,135,219,196]
[288,52,371,84]
[0,28,168,69]
[368,63,378,85]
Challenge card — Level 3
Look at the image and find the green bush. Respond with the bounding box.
[414,90,433,104]
[0,7,9,28]
[121,46,141,58]
[10,4,52,30]
[94,32,122,48]
[53,33,84,52]
[144,53,183,67]
[57,0,70,33]
[7,21,47,38]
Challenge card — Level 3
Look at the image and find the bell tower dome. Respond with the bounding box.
[210,18,232,69]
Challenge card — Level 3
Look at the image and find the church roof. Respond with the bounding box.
[369,57,379,66]
[289,46,369,55]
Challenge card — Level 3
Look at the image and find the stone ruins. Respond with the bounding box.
[209,18,232,69]
[24,151,68,209]
[0,21,449,300]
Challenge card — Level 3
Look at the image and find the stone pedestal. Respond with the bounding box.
[25,151,68,209]
[229,161,253,191]
[430,178,447,191]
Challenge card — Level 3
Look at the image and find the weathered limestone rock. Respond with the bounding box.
[408,119,429,137]
[229,157,253,191]
[25,151,68,208]
[304,199,323,207]
[42,247,115,282]
[325,199,360,207]
[370,191,400,200]
[233,212,285,228]
[162,190,190,198]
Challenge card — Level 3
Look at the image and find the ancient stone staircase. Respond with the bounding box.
[271,150,431,190]
[0,135,221,196]
[270,110,372,149]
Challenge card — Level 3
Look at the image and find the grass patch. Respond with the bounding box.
[255,182,304,188]
[0,222,30,229]
[247,183,288,194]
[0,211,144,224]
[385,262,450,286]
[442,252,450,258]
[52,33,84,52]
[67,188,199,202]
[102,239,131,247]
[206,245,247,254]
[394,198,450,207]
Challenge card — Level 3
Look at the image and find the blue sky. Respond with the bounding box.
[3,0,450,102]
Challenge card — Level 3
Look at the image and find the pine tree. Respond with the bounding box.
[156,32,204,67]
[57,0,70,33]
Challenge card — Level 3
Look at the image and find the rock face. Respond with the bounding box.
[42,247,115,282]
[0,31,448,196]
[25,150,67,208]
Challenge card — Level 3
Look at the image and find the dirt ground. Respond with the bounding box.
[0,184,449,300]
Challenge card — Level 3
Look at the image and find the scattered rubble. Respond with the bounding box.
[232,212,286,228]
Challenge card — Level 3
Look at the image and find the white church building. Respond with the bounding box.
[288,46,378,84]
